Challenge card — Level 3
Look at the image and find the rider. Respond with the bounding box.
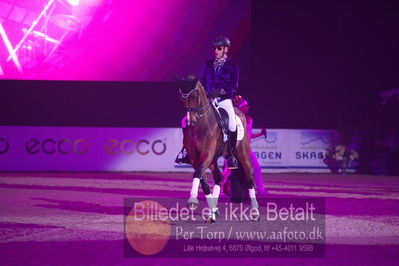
[175,36,239,169]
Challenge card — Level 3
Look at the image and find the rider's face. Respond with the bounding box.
[213,46,227,59]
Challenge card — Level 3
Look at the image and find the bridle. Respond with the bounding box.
[179,87,211,119]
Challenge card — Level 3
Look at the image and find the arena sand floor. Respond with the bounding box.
[0,172,398,265]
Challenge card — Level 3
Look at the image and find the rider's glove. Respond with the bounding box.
[208,89,226,99]
[208,90,220,98]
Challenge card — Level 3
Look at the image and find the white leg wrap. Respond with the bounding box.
[205,194,216,209]
[249,188,256,198]
[190,178,200,198]
[249,188,259,209]
[205,194,218,220]
[212,185,221,207]
[212,185,221,199]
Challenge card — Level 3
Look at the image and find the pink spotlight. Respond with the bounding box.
[0,23,22,72]
[67,0,80,6]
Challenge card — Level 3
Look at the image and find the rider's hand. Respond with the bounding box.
[208,90,220,98]
[261,128,267,137]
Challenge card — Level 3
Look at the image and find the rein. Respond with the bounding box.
[179,87,212,119]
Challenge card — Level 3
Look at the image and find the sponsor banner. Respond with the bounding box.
[250,129,340,173]
[286,129,340,173]
[0,126,340,172]
[251,129,290,169]
[0,126,176,171]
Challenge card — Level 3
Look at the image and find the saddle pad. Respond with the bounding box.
[236,115,244,141]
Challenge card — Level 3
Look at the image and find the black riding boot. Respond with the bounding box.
[175,147,190,164]
[227,130,238,169]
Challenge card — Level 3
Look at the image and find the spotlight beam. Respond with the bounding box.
[0,23,22,72]
[22,28,61,45]
[67,0,80,7]
[7,0,57,62]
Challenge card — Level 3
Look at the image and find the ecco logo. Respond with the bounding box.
[0,138,10,154]
[26,138,89,155]
[105,139,167,155]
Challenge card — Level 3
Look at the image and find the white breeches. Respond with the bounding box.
[213,98,237,132]
[181,98,237,132]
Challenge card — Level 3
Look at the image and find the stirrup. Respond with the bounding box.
[227,156,238,169]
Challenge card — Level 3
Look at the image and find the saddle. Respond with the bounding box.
[210,101,228,140]
[211,100,244,142]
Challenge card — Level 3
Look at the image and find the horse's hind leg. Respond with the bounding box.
[236,150,260,220]
[245,166,260,220]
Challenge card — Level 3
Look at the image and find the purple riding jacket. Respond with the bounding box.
[199,57,239,100]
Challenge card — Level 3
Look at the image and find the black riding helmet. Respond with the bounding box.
[213,36,231,48]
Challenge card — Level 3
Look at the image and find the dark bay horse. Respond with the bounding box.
[175,75,259,223]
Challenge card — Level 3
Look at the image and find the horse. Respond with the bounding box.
[175,75,259,223]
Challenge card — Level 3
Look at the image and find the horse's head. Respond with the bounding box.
[175,74,206,126]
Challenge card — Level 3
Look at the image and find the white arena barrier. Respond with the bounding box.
[0,126,344,173]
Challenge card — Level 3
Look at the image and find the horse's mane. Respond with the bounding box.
[196,80,206,95]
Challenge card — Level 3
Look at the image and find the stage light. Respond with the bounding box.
[67,0,80,6]
[0,23,22,72]
[7,0,57,62]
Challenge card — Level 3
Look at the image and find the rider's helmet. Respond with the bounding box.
[213,36,231,48]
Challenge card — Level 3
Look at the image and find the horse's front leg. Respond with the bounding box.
[187,171,201,210]
[192,163,219,223]
[210,162,223,206]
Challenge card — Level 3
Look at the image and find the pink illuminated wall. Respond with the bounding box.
[0,0,251,81]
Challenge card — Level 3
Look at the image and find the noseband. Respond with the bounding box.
[179,87,211,119]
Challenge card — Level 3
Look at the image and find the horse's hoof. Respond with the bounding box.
[187,198,199,210]
[205,218,216,224]
[251,209,260,221]
[205,210,218,223]
[188,203,199,210]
